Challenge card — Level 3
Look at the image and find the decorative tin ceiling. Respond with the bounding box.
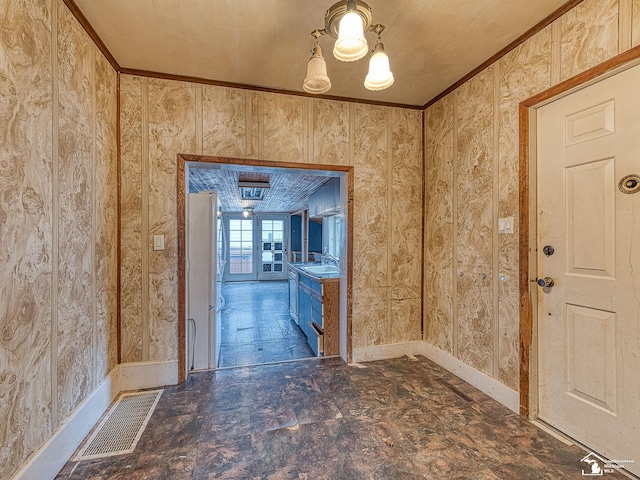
[189,167,335,213]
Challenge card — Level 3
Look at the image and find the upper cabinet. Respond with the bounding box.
[309,177,340,218]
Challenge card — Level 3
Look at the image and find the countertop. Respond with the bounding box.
[288,262,340,282]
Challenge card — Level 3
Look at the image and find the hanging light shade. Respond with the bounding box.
[364,41,394,91]
[303,45,331,94]
[303,1,395,94]
[333,4,368,62]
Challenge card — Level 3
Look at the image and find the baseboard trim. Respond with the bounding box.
[420,342,519,413]
[352,341,423,363]
[12,360,178,480]
[118,360,178,392]
[11,370,118,480]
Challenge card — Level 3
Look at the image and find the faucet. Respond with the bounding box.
[322,252,339,267]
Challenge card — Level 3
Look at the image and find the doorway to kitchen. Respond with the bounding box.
[177,154,353,379]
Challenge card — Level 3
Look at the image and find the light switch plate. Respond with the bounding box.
[153,234,165,251]
[499,217,514,234]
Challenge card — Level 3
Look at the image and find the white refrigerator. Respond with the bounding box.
[187,191,225,371]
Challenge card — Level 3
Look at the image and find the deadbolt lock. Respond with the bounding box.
[537,277,555,288]
[543,245,555,256]
[619,174,640,194]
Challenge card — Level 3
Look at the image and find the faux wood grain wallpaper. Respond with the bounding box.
[148,79,196,361]
[560,0,619,81]
[0,1,118,478]
[455,68,495,376]
[634,0,640,46]
[0,0,53,477]
[202,86,247,158]
[119,74,144,363]
[497,28,552,390]
[424,96,454,353]
[424,0,634,392]
[94,50,118,381]
[312,99,350,166]
[352,103,390,348]
[390,109,423,344]
[57,0,94,420]
[3,1,638,477]
[119,80,423,358]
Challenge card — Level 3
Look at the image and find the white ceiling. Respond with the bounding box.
[74,0,569,107]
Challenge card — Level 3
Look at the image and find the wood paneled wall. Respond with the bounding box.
[5,1,638,478]
[119,79,423,362]
[424,0,640,391]
[0,1,118,478]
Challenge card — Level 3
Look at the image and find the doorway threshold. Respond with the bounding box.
[189,355,343,374]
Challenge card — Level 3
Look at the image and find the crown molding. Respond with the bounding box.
[119,67,423,109]
[64,0,587,111]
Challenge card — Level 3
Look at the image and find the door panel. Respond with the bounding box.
[565,158,615,277]
[258,217,287,280]
[537,63,640,476]
[565,304,616,413]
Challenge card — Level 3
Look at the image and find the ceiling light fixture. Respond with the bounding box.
[303,0,393,94]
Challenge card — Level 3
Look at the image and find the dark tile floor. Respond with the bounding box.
[55,355,615,480]
[218,281,315,368]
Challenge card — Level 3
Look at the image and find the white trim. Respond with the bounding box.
[118,360,178,392]
[352,341,423,362]
[12,370,118,480]
[353,341,519,413]
[11,361,178,480]
[420,342,519,413]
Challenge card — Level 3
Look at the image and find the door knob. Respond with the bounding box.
[537,277,555,288]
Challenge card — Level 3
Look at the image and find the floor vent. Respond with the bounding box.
[74,390,163,461]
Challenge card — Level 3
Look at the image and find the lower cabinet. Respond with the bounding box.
[296,271,339,356]
[298,281,322,356]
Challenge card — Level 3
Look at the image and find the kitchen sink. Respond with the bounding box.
[302,265,339,275]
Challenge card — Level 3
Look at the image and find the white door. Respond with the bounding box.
[257,216,288,281]
[187,192,218,370]
[537,64,640,475]
[223,214,288,282]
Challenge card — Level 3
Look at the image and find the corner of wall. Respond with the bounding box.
[10,361,177,480]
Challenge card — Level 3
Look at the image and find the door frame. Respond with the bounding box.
[177,154,354,382]
[518,46,640,418]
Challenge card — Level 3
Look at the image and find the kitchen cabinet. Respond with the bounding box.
[297,282,316,353]
[289,264,340,356]
[309,177,340,218]
[288,269,298,324]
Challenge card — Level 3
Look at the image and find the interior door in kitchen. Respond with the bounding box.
[257,215,288,281]
[536,63,640,476]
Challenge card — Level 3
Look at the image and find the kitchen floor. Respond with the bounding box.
[55,356,604,479]
[217,281,315,368]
